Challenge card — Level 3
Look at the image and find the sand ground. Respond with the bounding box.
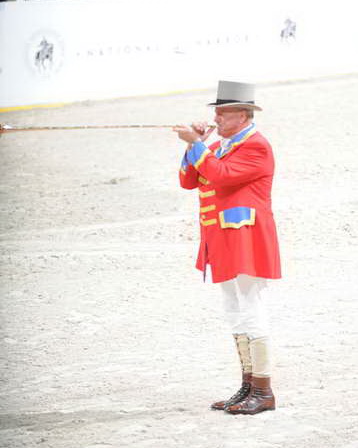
[1,75,358,448]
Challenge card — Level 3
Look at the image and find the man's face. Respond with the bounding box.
[214,107,247,138]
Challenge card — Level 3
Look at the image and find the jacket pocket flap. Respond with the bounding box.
[219,206,255,229]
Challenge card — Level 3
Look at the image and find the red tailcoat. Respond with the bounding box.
[179,131,281,283]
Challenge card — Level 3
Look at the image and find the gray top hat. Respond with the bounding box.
[208,80,262,111]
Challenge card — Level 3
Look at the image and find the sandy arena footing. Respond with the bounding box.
[1,75,358,448]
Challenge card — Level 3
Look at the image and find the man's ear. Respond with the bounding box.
[239,110,249,124]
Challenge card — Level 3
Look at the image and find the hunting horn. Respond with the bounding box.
[0,123,216,133]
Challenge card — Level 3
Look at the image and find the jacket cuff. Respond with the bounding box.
[180,152,189,174]
[186,141,211,169]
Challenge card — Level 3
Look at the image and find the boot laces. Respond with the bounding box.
[226,382,251,406]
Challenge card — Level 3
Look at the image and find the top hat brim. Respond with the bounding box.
[207,101,262,111]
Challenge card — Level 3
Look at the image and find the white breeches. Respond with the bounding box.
[219,273,270,340]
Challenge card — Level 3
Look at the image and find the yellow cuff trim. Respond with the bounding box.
[194,149,211,169]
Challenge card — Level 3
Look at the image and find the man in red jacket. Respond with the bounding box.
[173,81,281,415]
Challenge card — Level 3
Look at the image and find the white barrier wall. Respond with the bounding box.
[0,0,357,108]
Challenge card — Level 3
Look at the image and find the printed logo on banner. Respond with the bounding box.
[26,30,65,77]
[280,18,297,43]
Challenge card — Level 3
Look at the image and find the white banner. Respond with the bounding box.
[0,0,357,108]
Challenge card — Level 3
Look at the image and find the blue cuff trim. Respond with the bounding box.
[186,142,211,168]
[180,153,189,172]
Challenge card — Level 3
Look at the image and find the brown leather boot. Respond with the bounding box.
[225,376,275,415]
[210,373,252,410]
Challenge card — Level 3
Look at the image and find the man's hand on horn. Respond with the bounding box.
[173,122,215,144]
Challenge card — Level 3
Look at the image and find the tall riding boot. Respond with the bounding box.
[225,337,275,415]
[211,333,252,410]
